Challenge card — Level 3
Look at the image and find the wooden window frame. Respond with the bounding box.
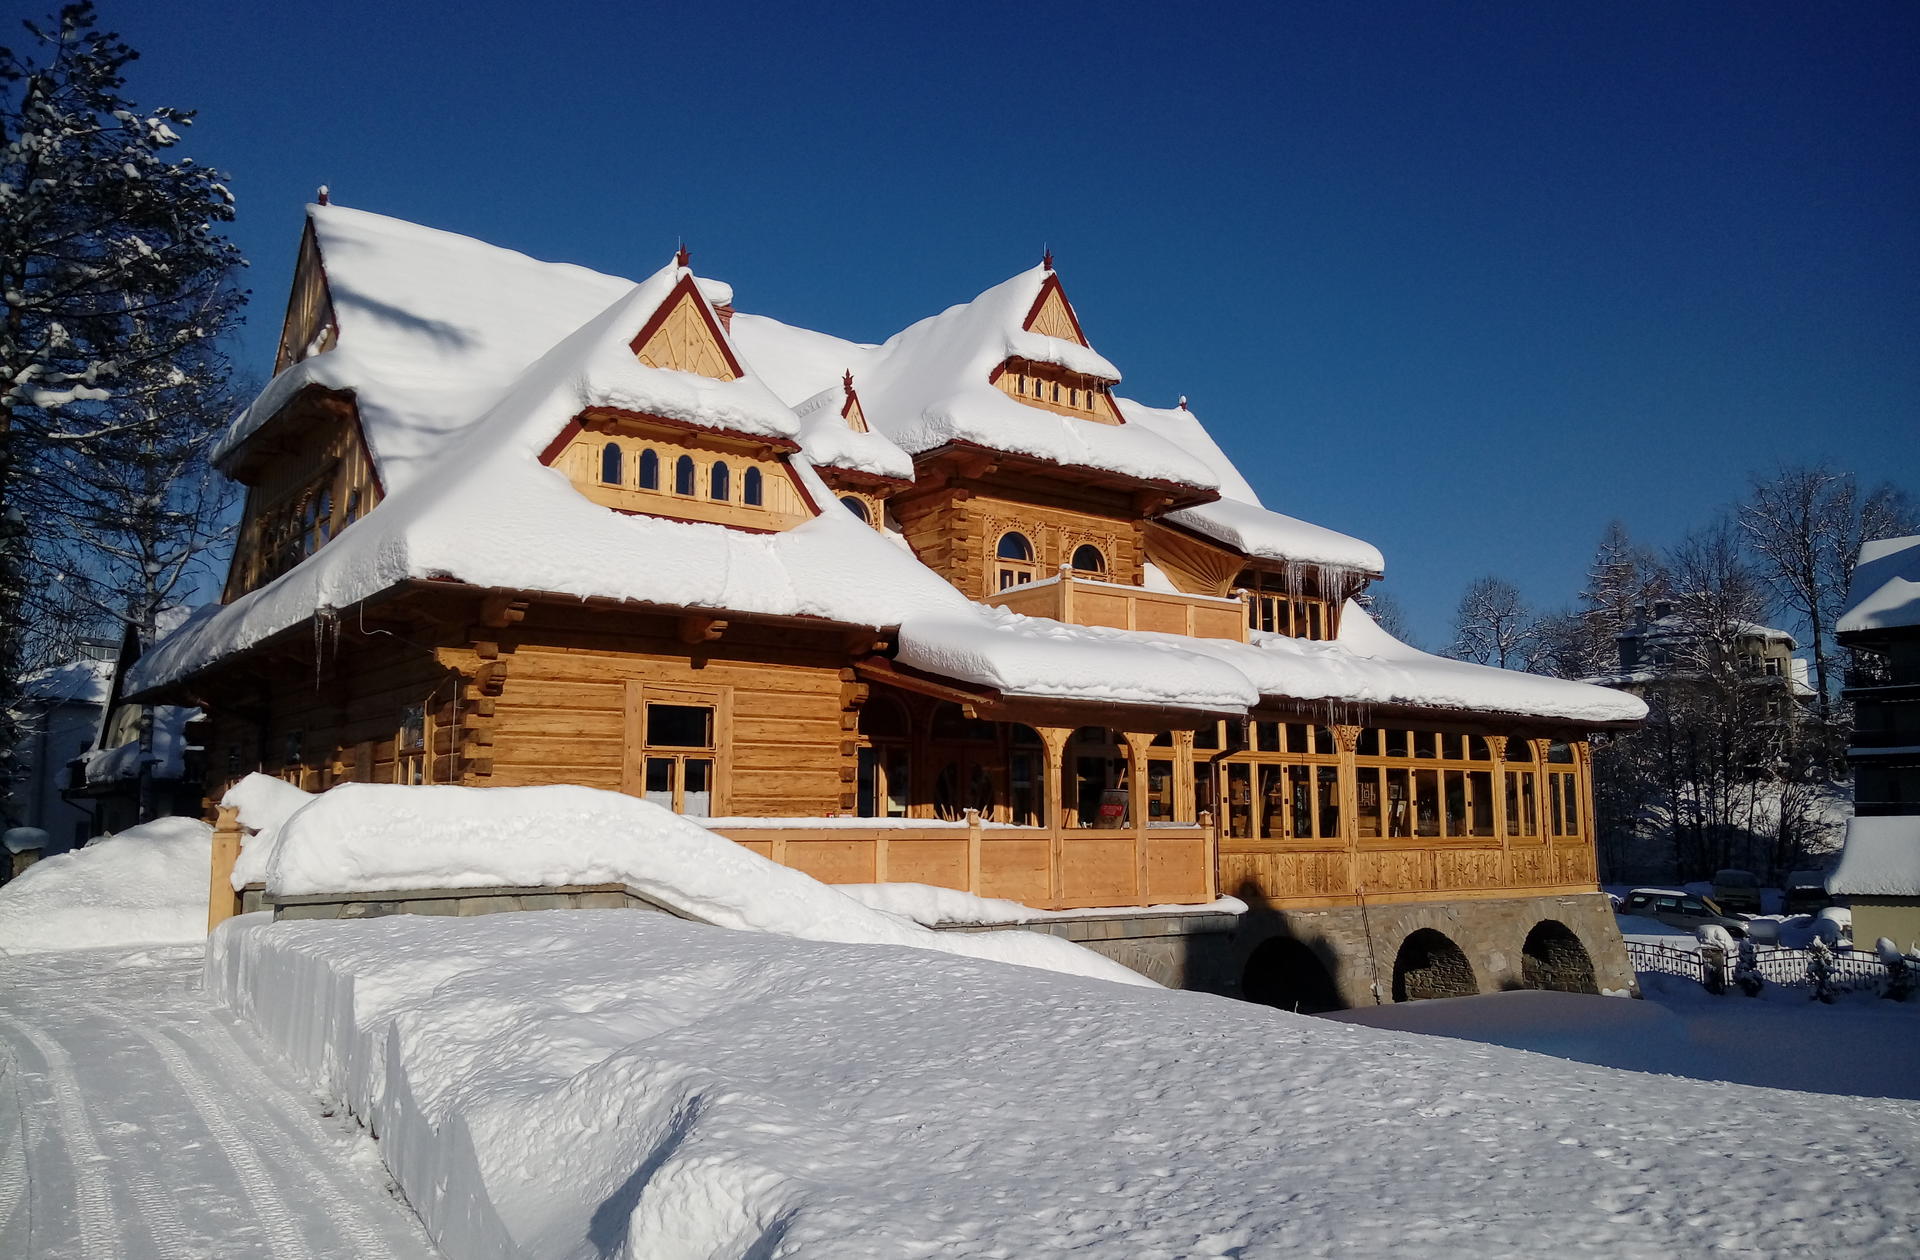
[623,682,731,817]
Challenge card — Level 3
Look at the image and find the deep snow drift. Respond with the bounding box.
[0,817,210,956]
[229,777,1152,987]
[212,910,1920,1259]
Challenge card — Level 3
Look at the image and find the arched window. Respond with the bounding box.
[995,531,1036,591]
[742,467,763,506]
[709,461,730,500]
[840,495,870,524]
[600,442,623,485]
[1070,544,1106,575]
[674,455,696,495]
[638,448,659,490]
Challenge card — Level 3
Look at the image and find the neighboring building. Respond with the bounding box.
[129,203,1647,1005]
[68,621,204,834]
[6,639,116,848]
[1583,599,1816,775]
[1831,534,1920,949]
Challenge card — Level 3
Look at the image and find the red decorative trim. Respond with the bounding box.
[1020,271,1092,348]
[537,417,585,465]
[626,273,748,380]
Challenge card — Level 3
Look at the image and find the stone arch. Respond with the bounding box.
[1520,920,1598,994]
[1241,937,1346,1014]
[1391,928,1477,1002]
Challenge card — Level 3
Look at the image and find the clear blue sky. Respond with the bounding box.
[91,0,1919,645]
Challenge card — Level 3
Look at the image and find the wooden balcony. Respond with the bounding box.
[985,569,1249,643]
[713,814,1218,912]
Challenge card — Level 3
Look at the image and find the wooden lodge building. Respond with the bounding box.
[131,204,1647,1007]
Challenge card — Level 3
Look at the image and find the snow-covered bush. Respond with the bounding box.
[1734,936,1763,997]
[0,817,211,955]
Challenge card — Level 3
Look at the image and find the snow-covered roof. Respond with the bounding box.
[144,204,1636,728]
[1828,815,1920,898]
[1621,612,1798,649]
[1838,534,1920,636]
[18,657,112,707]
[732,273,1221,493]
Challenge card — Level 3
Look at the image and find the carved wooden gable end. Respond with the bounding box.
[630,279,742,380]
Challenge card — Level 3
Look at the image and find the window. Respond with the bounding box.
[840,495,871,524]
[642,701,716,816]
[742,467,763,506]
[396,704,427,786]
[601,442,623,484]
[996,531,1037,590]
[1070,544,1106,575]
[638,448,660,490]
[1240,570,1333,640]
[709,461,730,500]
[674,455,696,495]
[856,697,911,819]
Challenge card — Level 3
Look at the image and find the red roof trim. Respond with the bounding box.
[625,272,748,380]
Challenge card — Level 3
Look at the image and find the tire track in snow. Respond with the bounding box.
[175,1011,412,1260]
[124,1020,317,1260]
[0,1033,34,1248]
[0,1011,123,1260]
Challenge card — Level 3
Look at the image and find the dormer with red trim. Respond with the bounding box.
[989,267,1124,425]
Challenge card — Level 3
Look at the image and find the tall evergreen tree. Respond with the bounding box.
[0,3,243,788]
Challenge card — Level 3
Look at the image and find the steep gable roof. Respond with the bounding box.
[1839,534,1920,635]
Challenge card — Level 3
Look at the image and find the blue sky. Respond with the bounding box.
[92,0,1919,645]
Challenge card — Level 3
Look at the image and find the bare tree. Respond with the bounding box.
[1448,576,1540,670]
[1739,465,1920,760]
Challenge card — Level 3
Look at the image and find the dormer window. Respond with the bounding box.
[601,442,623,484]
[709,462,730,500]
[841,495,871,524]
[994,356,1120,424]
[1071,544,1106,576]
[638,448,660,490]
[675,455,696,495]
[996,531,1037,590]
[743,467,763,506]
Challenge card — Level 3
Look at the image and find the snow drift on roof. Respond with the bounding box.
[1839,534,1920,635]
[1121,399,1385,574]
[1828,815,1920,899]
[733,271,1221,491]
[790,384,914,482]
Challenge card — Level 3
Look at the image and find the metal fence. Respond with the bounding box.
[1626,939,1896,997]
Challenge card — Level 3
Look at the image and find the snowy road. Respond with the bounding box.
[0,945,439,1260]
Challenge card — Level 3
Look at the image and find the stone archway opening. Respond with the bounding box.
[1521,920,1599,994]
[1241,937,1346,1014]
[1391,928,1477,1002]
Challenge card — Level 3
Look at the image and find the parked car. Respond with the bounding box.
[1617,888,1749,938]
[1784,870,1831,916]
[1710,868,1763,914]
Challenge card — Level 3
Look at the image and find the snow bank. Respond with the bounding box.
[1829,815,1920,897]
[0,817,211,956]
[224,772,318,888]
[262,782,1152,987]
[209,910,1920,1258]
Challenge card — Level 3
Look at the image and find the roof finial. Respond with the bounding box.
[1042,245,1053,272]
[675,240,690,269]
[1177,395,1188,411]
[842,369,855,398]
[316,184,329,206]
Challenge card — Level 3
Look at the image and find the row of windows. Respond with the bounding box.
[1010,370,1110,412]
[599,442,766,507]
[251,469,364,586]
[994,530,1107,590]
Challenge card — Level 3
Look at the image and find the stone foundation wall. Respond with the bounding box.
[1226,891,1636,1011]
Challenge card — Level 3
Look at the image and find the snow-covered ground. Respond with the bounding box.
[0,945,438,1260]
[1329,977,1920,1100]
[211,908,1920,1259]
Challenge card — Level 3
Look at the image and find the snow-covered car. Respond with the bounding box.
[1617,888,1749,938]
[1710,869,1763,914]
[1784,870,1831,916]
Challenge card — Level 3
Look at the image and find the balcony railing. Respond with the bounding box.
[986,569,1249,643]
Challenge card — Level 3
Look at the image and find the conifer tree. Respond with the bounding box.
[0,3,243,786]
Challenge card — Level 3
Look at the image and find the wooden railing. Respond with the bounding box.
[985,569,1249,643]
[713,812,1219,911]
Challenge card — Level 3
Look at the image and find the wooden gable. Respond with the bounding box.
[629,277,744,380]
[1023,275,1089,345]
[273,221,338,375]
[842,390,871,435]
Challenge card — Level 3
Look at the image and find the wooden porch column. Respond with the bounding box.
[1122,731,1157,904]
[208,804,243,933]
[1037,726,1072,907]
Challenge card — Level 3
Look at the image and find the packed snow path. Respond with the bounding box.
[0,946,440,1260]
